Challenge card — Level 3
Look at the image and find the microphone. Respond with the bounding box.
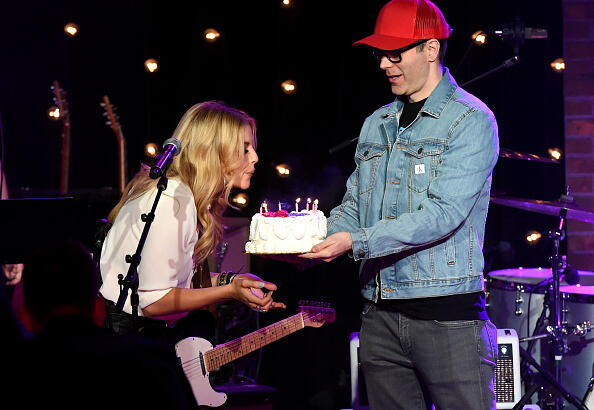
[149,138,182,179]
[491,18,548,42]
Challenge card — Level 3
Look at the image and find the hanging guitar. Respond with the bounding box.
[175,301,335,407]
[101,95,128,194]
[51,81,71,195]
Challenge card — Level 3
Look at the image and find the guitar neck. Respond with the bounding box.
[117,135,127,194]
[59,124,71,195]
[204,312,305,371]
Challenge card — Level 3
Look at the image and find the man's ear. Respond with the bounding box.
[426,39,440,63]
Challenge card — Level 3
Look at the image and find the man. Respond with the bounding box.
[302,1,499,408]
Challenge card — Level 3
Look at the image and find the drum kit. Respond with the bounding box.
[488,148,594,409]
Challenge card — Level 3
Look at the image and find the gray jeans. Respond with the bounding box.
[359,303,497,410]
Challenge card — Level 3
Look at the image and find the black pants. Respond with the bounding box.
[103,299,216,354]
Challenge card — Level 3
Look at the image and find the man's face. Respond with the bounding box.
[378,40,435,102]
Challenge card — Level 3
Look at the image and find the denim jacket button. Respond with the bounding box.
[417,146,423,154]
[358,250,365,258]
[364,149,369,157]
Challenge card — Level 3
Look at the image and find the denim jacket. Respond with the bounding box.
[328,68,499,301]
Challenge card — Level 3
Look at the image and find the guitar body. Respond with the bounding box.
[175,337,227,407]
[175,303,335,407]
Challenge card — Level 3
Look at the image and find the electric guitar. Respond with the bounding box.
[175,302,335,407]
[101,95,128,194]
[51,81,70,195]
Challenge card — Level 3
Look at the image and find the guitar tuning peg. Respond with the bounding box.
[105,121,111,126]
[99,102,105,107]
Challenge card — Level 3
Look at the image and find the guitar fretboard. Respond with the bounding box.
[204,312,307,371]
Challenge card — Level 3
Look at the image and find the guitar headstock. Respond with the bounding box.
[100,95,122,136]
[297,300,336,328]
[51,80,70,127]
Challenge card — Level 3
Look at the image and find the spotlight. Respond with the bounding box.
[550,58,566,73]
[64,23,79,37]
[204,28,221,43]
[232,192,249,208]
[471,30,487,46]
[48,106,61,121]
[281,0,292,6]
[275,163,291,177]
[281,80,297,95]
[548,147,562,161]
[525,230,542,245]
[144,59,158,73]
[145,142,158,158]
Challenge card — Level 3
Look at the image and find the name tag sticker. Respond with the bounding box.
[414,164,425,175]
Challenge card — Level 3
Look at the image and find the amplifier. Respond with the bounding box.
[349,332,369,410]
[496,328,522,409]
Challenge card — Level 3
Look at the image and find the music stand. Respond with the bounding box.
[0,197,82,263]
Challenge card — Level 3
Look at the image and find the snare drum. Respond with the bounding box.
[487,268,594,401]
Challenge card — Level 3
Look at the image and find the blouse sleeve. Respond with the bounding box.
[136,184,198,310]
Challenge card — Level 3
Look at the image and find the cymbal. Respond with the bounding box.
[489,267,594,286]
[500,148,560,164]
[490,195,594,223]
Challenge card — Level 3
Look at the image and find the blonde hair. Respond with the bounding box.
[108,101,256,266]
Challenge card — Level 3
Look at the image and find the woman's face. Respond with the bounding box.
[230,126,258,190]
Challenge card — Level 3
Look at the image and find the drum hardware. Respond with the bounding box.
[510,204,590,410]
[516,285,525,316]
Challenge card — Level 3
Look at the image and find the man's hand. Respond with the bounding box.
[299,232,352,263]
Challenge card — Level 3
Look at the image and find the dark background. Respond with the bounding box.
[0,1,564,409]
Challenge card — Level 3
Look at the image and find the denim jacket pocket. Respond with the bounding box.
[355,143,388,195]
[405,140,445,193]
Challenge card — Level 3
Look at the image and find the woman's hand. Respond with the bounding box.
[229,273,286,312]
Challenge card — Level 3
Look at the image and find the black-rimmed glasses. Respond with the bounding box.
[372,39,430,63]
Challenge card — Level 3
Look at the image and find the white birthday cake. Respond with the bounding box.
[245,209,327,254]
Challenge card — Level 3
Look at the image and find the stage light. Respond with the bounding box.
[275,163,291,177]
[145,142,158,158]
[550,58,566,73]
[144,59,158,73]
[48,106,61,121]
[548,148,562,160]
[232,192,249,208]
[281,80,297,94]
[281,0,291,6]
[64,23,79,37]
[204,28,221,43]
[525,230,542,245]
[471,30,487,46]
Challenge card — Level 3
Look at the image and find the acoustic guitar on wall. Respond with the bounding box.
[101,95,128,195]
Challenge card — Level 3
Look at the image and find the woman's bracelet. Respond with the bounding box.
[216,271,237,286]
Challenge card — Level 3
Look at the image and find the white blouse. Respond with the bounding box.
[99,179,199,315]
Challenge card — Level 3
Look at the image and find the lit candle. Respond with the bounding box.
[260,203,264,214]
[263,202,268,213]
[278,201,282,211]
[295,197,301,212]
[313,199,319,212]
[306,198,311,211]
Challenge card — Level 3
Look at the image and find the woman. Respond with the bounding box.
[100,101,284,338]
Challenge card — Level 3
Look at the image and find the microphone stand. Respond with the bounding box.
[115,175,169,329]
[461,56,519,88]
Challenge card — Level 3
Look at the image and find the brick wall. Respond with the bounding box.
[564,0,594,269]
